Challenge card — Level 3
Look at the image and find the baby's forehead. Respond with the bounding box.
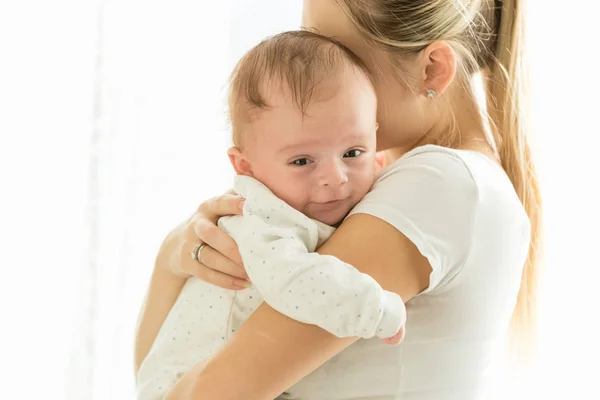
[235,67,376,152]
[244,101,375,154]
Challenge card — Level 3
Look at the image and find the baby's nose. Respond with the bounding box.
[318,160,348,187]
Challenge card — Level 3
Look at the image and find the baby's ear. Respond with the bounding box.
[374,151,385,170]
[227,147,253,176]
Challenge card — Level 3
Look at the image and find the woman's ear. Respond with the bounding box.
[227,147,253,176]
[419,41,457,97]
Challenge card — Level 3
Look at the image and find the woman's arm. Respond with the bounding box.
[134,257,187,373]
[166,213,432,399]
[134,196,248,373]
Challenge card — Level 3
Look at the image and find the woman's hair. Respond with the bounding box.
[228,30,371,149]
[336,0,542,353]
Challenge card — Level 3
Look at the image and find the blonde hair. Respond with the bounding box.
[336,0,542,353]
[228,30,371,149]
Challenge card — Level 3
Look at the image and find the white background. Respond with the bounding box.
[0,0,598,399]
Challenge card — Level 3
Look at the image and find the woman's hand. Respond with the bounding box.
[158,192,250,290]
[135,192,250,372]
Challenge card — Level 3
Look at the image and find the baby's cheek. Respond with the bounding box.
[269,179,307,207]
[280,190,311,214]
[360,168,378,194]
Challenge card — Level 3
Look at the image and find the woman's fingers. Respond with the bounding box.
[199,193,245,220]
[194,261,249,290]
[193,217,244,268]
[177,240,248,290]
[199,245,249,280]
[196,263,250,290]
[171,192,248,289]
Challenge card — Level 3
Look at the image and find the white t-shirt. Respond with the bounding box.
[136,176,405,400]
[279,145,531,400]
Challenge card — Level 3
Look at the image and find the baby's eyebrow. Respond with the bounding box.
[276,141,317,154]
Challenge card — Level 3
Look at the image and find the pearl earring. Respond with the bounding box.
[426,89,436,99]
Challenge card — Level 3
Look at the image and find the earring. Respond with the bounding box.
[426,89,436,99]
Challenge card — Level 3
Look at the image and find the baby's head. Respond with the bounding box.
[227,30,378,226]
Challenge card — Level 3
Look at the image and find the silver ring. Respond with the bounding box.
[191,243,207,262]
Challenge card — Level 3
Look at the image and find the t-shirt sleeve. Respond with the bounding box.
[348,148,479,294]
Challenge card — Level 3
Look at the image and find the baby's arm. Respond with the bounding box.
[221,214,406,340]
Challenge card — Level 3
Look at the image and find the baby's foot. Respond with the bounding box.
[382,327,405,345]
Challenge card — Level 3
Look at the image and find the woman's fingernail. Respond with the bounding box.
[234,279,251,289]
[238,200,245,211]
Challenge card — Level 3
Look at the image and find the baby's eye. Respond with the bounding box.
[291,158,313,166]
[343,149,363,158]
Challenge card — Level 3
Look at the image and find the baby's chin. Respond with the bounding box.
[304,206,353,227]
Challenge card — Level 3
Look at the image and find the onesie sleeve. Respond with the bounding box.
[218,176,406,339]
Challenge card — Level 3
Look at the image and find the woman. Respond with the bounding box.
[135,0,541,398]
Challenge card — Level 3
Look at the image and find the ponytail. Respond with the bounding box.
[485,0,543,358]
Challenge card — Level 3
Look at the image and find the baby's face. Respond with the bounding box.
[242,70,378,225]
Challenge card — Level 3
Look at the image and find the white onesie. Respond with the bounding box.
[136,175,406,400]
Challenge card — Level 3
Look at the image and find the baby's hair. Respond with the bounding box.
[228,30,371,149]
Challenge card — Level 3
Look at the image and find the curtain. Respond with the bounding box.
[0,1,597,399]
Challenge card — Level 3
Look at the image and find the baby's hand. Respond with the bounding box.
[382,326,405,346]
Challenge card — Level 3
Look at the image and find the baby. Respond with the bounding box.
[137,30,406,400]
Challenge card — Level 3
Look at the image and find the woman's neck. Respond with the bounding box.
[384,78,498,164]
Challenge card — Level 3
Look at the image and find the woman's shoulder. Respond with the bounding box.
[380,144,503,186]
[374,144,525,214]
[349,144,529,294]
[361,143,529,244]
